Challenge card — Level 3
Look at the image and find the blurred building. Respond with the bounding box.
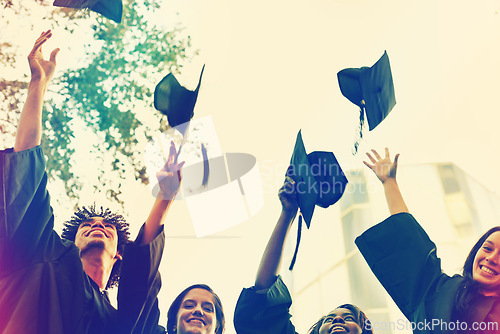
[282,162,500,334]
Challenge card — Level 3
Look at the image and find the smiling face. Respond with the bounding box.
[473,231,500,295]
[74,217,121,260]
[318,308,362,334]
[176,288,217,334]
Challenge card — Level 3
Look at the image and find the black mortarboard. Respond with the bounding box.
[337,51,396,131]
[53,0,123,23]
[287,130,348,269]
[154,65,205,129]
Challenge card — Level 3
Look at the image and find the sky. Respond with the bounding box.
[3,0,500,333]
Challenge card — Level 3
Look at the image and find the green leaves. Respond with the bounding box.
[55,0,194,206]
[1,0,194,208]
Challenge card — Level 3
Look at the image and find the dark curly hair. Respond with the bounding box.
[62,204,130,289]
[166,284,225,334]
[307,304,373,334]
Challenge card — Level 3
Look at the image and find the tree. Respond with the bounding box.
[1,0,195,207]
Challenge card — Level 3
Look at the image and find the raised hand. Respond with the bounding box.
[156,141,185,200]
[364,148,400,183]
[278,174,299,214]
[28,30,60,85]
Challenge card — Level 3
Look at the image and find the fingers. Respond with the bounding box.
[394,153,400,166]
[371,149,382,160]
[279,175,295,194]
[385,147,390,159]
[363,160,374,170]
[365,152,377,164]
[162,141,185,173]
[176,161,185,179]
[31,30,52,55]
[163,141,177,170]
[49,48,60,64]
[168,141,176,161]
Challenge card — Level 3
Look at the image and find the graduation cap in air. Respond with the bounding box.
[287,130,348,269]
[53,0,123,23]
[154,65,209,185]
[154,65,205,132]
[337,51,396,151]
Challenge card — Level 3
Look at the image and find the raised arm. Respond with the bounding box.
[14,30,60,152]
[363,148,408,215]
[255,175,298,290]
[141,141,185,245]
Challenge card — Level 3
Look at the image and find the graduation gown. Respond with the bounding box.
[234,275,298,334]
[355,212,500,334]
[0,146,165,334]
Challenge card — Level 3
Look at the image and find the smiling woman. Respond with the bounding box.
[357,148,500,334]
[166,284,225,334]
[467,227,500,292]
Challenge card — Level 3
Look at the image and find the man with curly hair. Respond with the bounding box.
[0,31,183,334]
[61,205,131,290]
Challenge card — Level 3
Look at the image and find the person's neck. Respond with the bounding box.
[481,290,500,298]
[80,249,115,290]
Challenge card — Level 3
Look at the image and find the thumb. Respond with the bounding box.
[49,48,60,63]
[394,153,400,166]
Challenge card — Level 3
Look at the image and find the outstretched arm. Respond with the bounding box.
[255,175,298,290]
[364,148,408,215]
[14,30,60,152]
[141,141,185,245]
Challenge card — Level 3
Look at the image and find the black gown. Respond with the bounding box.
[355,212,500,334]
[234,275,298,334]
[0,146,166,334]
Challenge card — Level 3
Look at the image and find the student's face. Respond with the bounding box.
[176,288,217,334]
[318,308,362,334]
[75,217,121,260]
[473,231,500,295]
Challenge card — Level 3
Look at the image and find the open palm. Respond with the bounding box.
[28,30,60,84]
[364,148,400,183]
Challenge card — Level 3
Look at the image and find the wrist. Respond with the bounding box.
[28,78,48,91]
[281,208,297,219]
[382,177,398,185]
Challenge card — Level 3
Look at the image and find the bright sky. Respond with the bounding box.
[4,0,500,333]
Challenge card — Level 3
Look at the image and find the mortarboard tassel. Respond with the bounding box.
[289,214,303,270]
[201,143,209,187]
[353,102,366,155]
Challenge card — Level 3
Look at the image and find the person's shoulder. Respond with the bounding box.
[2,145,44,155]
[431,273,466,294]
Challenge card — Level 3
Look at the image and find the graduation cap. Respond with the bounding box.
[154,65,205,130]
[287,130,348,269]
[337,51,396,151]
[53,0,123,23]
[154,66,209,185]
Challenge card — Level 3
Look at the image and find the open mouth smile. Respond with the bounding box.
[187,318,206,326]
[330,325,348,333]
[480,265,498,276]
[86,228,108,238]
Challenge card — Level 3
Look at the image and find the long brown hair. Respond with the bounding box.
[455,226,500,319]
